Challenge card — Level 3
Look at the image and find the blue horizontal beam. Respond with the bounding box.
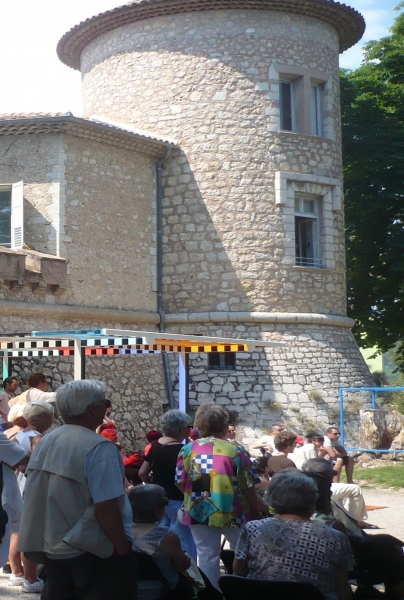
[32,329,106,338]
[346,448,404,454]
[340,387,404,392]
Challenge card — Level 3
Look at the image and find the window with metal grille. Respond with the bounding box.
[295,196,322,268]
[208,352,236,371]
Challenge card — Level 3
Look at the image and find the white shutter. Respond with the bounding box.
[11,181,24,250]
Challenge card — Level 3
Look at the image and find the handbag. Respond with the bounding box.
[0,462,9,543]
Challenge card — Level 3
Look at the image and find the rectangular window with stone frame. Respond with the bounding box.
[208,352,236,371]
[0,182,24,249]
[280,80,295,131]
[279,75,305,133]
[310,83,323,136]
[294,195,322,268]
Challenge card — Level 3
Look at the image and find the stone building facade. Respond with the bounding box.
[0,117,171,448]
[0,0,373,448]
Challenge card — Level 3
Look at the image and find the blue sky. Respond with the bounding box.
[0,0,400,116]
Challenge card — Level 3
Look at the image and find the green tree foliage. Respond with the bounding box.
[342,6,404,364]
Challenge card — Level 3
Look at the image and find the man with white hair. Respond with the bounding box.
[18,380,137,600]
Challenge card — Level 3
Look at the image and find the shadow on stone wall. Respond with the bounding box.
[161,148,257,315]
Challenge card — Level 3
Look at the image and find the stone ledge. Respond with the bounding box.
[0,247,67,294]
[0,299,159,324]
[165,311,355,328]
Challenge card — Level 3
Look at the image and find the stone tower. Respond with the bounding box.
[58,0,373,441]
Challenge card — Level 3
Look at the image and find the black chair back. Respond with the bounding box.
[132,551,165,581]
[218,575,326,600]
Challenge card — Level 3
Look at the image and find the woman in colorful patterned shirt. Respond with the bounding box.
[234,470,354,600]
[175,404,261,590]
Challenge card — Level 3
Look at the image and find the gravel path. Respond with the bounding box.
[0,487,402,597]
[359,487,404,541]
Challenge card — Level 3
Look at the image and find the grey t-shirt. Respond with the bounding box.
[323,436,340,449]
[46,440,132,559]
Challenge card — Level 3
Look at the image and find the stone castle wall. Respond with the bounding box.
[166,321,372,447]
[76,7,373,436]
[80,10,346,315]
[0,6,373,447]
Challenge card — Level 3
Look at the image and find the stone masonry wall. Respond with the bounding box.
[63,134,157,311]
[75,7,373,440]
[167,322,373,448]
[0,313,166,450]
[80,9,346,315]
[0,132,158,312]
[0,134,63,256]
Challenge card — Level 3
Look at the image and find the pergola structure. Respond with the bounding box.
[0,329,284,412]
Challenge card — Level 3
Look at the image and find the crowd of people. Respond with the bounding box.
[0,373,402,600]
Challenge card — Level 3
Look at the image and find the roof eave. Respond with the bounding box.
[0,115,177,158]
[57,0,366,71]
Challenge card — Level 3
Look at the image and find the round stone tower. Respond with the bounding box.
[58,0,373,441]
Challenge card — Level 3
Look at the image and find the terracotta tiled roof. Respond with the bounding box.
[57,0,365,70]
[0,114,177,159]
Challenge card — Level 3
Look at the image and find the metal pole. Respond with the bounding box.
[178,351,189,413]
[339,388,345,446]
[2,356,10,379]
[73,339,85,380]
[371,390,376,410]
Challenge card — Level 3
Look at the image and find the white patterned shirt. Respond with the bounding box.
[235,517,355,600]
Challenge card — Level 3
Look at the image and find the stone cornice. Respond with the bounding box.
[0,300,159,325]
[0,302,354,329]
[57,0,365,70]
[165,311,355,328]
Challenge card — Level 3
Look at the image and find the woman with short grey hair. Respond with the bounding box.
[233,470,354,600]
[16,400,54,456]
[160,409,190,438]
[139,410,196,561]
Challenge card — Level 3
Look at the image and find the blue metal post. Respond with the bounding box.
[178,351,189,414]
[2,356,9,379]
[339,388,345,446]
[371,390,376,409]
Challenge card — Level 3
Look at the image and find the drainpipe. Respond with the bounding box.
[156,147,175,409]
